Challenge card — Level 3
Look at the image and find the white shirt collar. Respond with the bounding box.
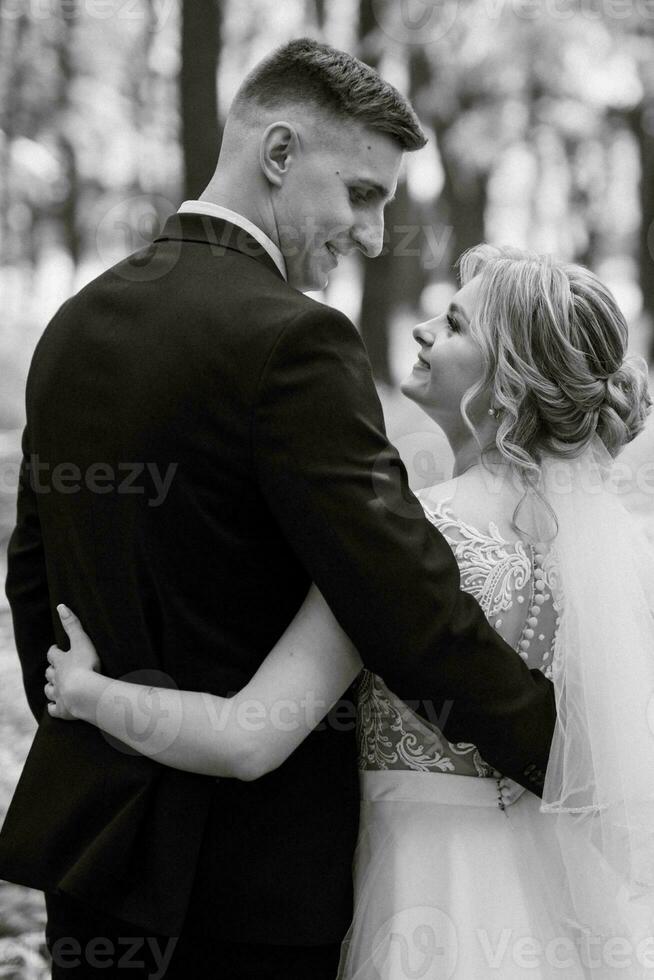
[177,201,287,281]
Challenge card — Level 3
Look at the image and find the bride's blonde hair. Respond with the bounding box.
[457,244,651,483]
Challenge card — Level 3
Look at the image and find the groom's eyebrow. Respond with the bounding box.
[357,179,396,204]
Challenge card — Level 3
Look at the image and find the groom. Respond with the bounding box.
[1,39,555,978]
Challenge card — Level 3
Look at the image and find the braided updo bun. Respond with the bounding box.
[457,244,652,479]
[599,359,651,455]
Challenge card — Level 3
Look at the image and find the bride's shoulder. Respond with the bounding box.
[414,476,458,513]
[416,467,526,545]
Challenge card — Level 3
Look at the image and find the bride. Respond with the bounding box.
[45,244,654,978]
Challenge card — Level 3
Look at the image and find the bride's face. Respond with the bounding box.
[401,276,487,421]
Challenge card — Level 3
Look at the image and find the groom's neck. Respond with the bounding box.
[198,178,280,250]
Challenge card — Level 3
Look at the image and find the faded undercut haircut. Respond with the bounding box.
[230,38,427,151]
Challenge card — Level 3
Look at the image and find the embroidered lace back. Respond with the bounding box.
[357,493,560,777]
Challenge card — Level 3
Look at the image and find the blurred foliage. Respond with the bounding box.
[0,0,653,400]
[355,1,654,376]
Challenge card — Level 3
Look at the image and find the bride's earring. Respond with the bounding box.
[488,407,498,418]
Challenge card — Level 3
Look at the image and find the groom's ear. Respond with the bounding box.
[260,122,297,187]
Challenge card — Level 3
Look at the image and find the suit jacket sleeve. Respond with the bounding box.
[253,304,555,791]
[5,424,54,722]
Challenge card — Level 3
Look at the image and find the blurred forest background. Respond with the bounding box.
[1,0,654,975]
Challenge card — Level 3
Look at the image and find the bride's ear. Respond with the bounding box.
[260,122,297,187]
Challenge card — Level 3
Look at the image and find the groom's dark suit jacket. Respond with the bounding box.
[0,213,555,942]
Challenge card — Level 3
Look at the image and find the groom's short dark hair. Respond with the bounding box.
[232,38,427,152]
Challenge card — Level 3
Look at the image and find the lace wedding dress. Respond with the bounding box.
[338,490,588,980]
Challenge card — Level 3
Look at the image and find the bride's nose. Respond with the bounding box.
[412,320,436,347]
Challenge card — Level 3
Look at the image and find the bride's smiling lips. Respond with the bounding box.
[414,352,431,371]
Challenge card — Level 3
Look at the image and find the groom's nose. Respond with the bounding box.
[352,209,385,259]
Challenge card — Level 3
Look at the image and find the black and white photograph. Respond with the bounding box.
[1,0,654,977]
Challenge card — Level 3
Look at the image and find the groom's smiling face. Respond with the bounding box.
[270,116,404,291]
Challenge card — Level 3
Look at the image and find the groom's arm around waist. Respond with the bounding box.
[251,303,555,791]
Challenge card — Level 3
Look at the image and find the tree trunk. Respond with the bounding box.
[433,116,487,272]
[441,157,487,263]
[181,0,222,201]
[357,0,388,381]
[358,0,377,46]
[313,0,326,29]
[359,179,425,385]
[56,1,81,273]
[0,9,29,267]
[357,0,428,383]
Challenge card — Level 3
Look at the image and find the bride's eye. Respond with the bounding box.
[446,313,459,333]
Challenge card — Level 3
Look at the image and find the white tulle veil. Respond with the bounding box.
[527,435,654,963]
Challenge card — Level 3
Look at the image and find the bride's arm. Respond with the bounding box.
[45,589,363,781]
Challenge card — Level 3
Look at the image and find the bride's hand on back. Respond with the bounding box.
[44,605,103,720]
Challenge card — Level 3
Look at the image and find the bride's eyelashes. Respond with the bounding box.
[446,312,460,333]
